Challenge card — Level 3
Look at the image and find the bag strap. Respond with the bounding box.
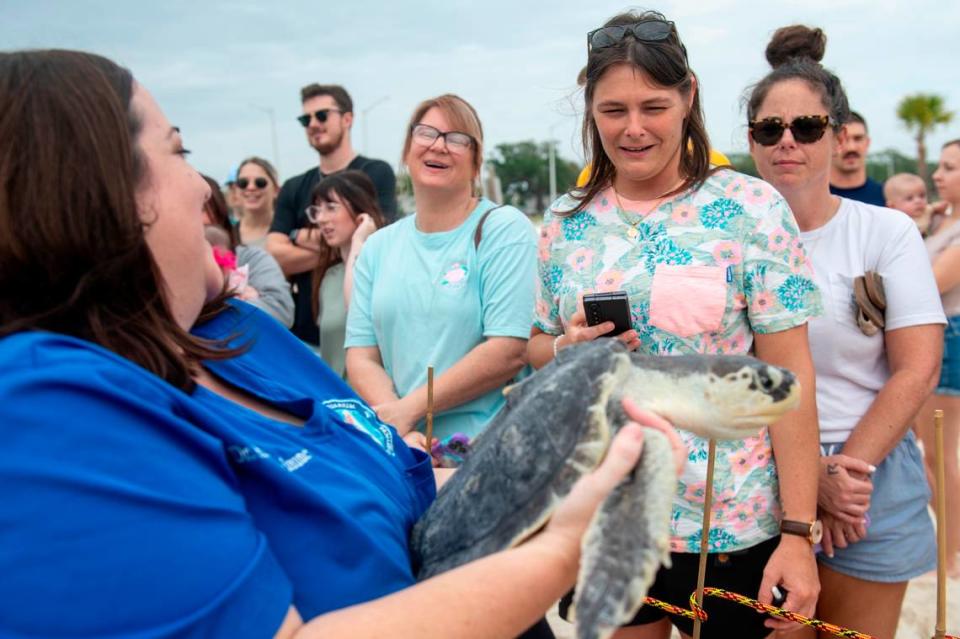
[474,204,507,249]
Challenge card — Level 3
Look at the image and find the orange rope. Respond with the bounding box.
[641,588,957,639]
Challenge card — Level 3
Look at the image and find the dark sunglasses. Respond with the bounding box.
[749,115,835,146]
[237,177,269,189]
[587,20,677,52]
[297,108,343,127]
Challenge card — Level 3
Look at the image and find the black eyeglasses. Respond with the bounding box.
[411,123,475,153]
[749,115,835,146]
[587,20,677,52]
[297,108,343,127]
[237,177,269,189]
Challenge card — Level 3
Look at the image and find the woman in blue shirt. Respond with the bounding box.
[0,50,682,638]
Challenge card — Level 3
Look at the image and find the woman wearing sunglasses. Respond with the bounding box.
[746,26,944,639]
[345,94,537,467]
[236,156,280,247]
[202,174,294,327]
[530,11,823,639]
[305,170,384,378]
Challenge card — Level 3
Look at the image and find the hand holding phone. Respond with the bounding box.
[583,291,632,336]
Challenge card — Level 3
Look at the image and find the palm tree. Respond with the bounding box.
[896,94,954,181]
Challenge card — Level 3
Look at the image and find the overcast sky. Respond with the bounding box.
[5,0,958,185]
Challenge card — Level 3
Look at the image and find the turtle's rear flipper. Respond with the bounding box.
[572,427,675,639]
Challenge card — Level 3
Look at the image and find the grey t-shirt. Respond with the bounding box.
[236,245,295,328]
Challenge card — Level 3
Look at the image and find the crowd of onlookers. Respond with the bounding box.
[1,9,959,639]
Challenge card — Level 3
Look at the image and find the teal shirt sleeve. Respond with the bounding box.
[477,208,537,338]
[344,233,380,348]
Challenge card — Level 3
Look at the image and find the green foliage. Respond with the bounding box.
[487,141,580,214]
[896,93,954,179]
[897,94,954,135]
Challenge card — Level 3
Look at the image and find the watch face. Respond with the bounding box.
[810,520,824,544]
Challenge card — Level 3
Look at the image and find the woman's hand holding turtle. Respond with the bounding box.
[539,398,685,561]
[557,308,641,354]
[817,454,874,524]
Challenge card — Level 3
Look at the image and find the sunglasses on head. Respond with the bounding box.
[587,19,678,52]
[237,177,269,189]
[749,115,834,146]
[297,108,343,127]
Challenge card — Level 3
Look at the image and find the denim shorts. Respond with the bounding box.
[818,431,936,582]
[935,314,960,395]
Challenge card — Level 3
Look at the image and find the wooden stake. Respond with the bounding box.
[424,366,435,456]
[693,439,718,639]
[934,409,947,639]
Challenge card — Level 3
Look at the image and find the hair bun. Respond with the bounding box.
[765,25,826,68]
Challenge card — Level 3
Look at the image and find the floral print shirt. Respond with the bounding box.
[535,170,822,553]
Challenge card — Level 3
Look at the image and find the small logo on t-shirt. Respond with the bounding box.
[323,398,396,456]
[439,261,469,290]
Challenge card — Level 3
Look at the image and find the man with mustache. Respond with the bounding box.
[266,84,398,346]
[830,111,886,206]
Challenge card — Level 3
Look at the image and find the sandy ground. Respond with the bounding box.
[547,571,959,638]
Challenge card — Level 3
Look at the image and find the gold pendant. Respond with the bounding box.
[627,226,639,240]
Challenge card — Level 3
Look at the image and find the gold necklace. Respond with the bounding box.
[613,184,681,240]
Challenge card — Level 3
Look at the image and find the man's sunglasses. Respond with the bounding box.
[587,20,677,52]
[236,177,269,190]
[749,115,835,146]
[297,108,343,127]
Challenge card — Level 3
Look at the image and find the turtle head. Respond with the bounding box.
[624,355,801,440]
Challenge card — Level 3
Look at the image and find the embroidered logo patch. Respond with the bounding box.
[439,261,469,289]
[323,398,396,456]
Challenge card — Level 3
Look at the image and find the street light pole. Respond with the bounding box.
[548,140,557,203]
[547,120,565,204]
[361,95,390,155]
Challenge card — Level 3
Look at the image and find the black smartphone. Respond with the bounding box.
[583,291,632,336]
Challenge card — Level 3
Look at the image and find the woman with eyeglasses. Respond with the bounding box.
[304,170,384,378]
[236,156,281,248]
[746,26,944,639]
[345,94,537,467]
[0,49,690,639]
[202,174,294,327]
[530,11,823,638]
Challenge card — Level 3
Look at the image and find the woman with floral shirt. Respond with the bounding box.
[530,11,823,639]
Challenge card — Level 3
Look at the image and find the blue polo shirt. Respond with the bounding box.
[0,302,435,637]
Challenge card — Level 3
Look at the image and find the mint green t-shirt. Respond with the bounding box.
[345,199,536,440]
[317,262,347,378]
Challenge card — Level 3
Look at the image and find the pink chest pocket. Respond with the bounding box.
[649,264,728,337]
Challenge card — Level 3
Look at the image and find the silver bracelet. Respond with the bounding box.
[552,334,563,359]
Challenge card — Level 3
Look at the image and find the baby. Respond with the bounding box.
[884,172,928,220]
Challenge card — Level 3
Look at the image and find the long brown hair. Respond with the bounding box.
[309,170,385,320]
[0,50,235,391]
[567,10,712,215]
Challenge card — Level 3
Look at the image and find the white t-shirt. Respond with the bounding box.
[804,198,945,444]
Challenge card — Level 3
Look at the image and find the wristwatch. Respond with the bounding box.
[289,228,299,246]
[780,519,823,545]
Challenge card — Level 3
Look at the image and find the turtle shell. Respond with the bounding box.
[411,339,632,579]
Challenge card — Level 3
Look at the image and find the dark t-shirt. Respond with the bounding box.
[270,155,398,344]
[829,177,885,207]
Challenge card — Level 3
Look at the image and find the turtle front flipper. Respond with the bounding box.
[572,427,675,639]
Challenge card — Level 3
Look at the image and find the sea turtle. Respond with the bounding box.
[410,339,800,639]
